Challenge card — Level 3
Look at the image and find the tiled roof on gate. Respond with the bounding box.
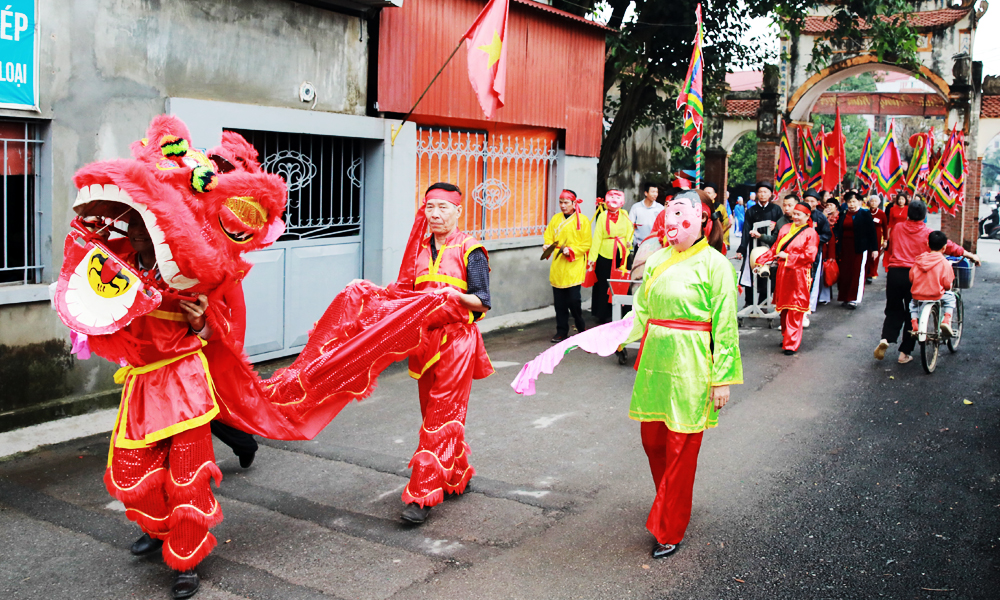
[983,95,1000,119]
[724,99,759,118]
[802,8,970,34]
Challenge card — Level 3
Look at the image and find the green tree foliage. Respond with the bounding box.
[728,131,759,187]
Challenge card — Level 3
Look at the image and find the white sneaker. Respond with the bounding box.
[941,322,955,337]
[803,315,811,328]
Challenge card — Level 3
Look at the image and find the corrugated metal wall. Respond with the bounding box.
[378,0,606,157]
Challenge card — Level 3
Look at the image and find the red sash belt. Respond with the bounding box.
[634,318,712,371]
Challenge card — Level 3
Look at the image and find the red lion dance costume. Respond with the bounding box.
[53,116,486,584]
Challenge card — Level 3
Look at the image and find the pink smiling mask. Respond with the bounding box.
[662,191,703,251]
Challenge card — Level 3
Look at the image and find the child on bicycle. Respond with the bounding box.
[909,230,957,337]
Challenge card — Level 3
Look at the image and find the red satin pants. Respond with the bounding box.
[640,422,703,545]
[104,424,222,571]
[780,309,805,351]
[402,335,477,508]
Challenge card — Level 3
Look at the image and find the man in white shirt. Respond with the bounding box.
[628,182,662,248]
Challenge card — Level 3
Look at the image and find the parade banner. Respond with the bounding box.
[0,0,36,111]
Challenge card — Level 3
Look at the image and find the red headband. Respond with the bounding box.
[560,190,584,229]
[795,203,812,216]
[424,189,462,206]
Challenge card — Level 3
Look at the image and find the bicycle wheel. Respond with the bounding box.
[921,304,939,374]
[947,293,963,353]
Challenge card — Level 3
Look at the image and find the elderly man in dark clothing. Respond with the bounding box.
[736,182,784,307]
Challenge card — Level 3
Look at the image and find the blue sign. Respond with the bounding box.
[0,0,35,110]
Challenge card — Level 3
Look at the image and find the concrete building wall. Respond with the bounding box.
[0,0,372,429]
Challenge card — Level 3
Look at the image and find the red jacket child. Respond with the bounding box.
[909,250,954,301]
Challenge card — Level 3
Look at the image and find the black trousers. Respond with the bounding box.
[881,267,917,355]
[211,421,258,458]
[553,285,586,336]
[592,255,614,324]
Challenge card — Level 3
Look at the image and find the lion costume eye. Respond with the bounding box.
[225,196,268,229]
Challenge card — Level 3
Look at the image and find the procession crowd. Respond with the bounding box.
[540,182,981,362]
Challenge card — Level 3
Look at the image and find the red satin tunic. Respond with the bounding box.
[408,230,493,380]
[760,224,819,313]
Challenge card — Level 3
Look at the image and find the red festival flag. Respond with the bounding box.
[874,120,904,193]
[676,4,704,148]
[464,0,509,119]
[823,105,847,191]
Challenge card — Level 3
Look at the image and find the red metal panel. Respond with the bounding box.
[378,0,606,157]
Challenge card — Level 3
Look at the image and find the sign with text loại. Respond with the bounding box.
[0,1,36,110]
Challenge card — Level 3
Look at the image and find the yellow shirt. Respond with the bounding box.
[588,209,634,262]
[543,211,592,288]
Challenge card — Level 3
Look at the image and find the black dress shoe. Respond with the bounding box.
[130,533,163,556]
[783,349,796,356]
[401,503,431,524]
[172,570,199,599]
[550,334,568,343]
[238,451,255,469]
[652,542,678,559]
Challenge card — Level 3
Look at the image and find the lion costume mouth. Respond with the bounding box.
[72,183,201,290]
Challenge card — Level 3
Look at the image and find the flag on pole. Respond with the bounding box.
[905,132,933,193]
[464,0,509,119]
[856,129,875,185]
[873,121,903,193]
[676,4,704,148]
[801,126,823,191]
[927,125,966,215]
[823,105,847,191]
[775,122,798,193]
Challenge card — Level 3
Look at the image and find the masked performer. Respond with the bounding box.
[588,189,633,325]
[394,182,495,524]
[624,189,743,559]
[757,202,819,355]
[543,189,592,342]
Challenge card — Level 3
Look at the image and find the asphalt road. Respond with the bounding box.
[2,242,999,600]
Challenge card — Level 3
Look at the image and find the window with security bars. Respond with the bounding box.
[0,121,42,285]
[415,127,558,241]
[226,128,364,241]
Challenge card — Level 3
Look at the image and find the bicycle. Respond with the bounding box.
[916,257,972,374]
[915,289,963,374]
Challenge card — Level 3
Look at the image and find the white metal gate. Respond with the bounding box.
[230,128,365,361]
[416,127,558,241]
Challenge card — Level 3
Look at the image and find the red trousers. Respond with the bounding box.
[402,335,477,508]
[640,422,703,545]
[780,309,805,352]
[104,424,222,571]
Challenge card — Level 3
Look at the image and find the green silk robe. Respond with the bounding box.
[625,239,743,432]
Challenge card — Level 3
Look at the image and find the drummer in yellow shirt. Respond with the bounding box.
[543,190,593,342]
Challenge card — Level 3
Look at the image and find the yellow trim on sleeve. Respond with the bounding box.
[407,334,449,379]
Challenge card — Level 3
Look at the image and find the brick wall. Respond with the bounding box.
[756,141,778,187]
[939,157,981,252]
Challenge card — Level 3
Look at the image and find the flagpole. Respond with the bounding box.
[390,36,466,146]
[695,133,703,188]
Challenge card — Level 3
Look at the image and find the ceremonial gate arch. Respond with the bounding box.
[716,1,988,249]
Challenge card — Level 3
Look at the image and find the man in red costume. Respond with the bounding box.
[101,211,223,599]
[395,182,494,524]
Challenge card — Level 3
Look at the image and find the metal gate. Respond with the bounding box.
[0,121,43,286]
[228,128,365,361]
[415,127,558,241]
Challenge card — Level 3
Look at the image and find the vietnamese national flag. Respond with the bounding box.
[823,105,847,191]
[464,0,509,119]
